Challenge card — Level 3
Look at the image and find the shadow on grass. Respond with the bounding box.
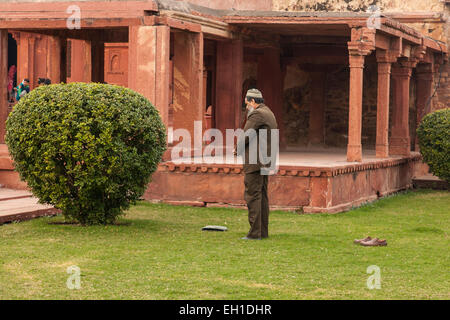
[268,233,337,244]
[47,221,133,226]
[411,227,445,234]
[44,216,171,233]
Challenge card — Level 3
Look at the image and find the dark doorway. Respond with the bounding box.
[7,33,17,70]
[7,33,17,104]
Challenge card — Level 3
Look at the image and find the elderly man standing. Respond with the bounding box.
[236,89,278,240]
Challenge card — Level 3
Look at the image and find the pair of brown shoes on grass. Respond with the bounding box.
[354,236,387,246]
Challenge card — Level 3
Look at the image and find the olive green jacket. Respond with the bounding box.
[237,104,278,174]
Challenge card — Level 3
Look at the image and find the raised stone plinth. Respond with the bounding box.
[413,175,449,190]
[0,188,59,224]
[144,151,424,214]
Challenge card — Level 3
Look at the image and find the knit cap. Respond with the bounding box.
[246,88,263,99]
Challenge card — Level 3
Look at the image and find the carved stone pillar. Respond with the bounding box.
[346,28,375,162]
[128,25,170,128]
[390,60,414,156]
[375,50,398,158]
[415,63,434,150]
[215,39,243,135]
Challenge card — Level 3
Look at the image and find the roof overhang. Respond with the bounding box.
[0,0,447,55]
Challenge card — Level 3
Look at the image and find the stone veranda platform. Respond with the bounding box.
[0,188,59,224]
[145,149,430,213]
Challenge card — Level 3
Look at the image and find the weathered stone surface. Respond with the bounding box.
[273,0,444,13]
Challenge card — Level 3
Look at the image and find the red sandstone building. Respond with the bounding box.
[0,0,448,213]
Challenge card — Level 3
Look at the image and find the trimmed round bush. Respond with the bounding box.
[6,83,166,225]
[417,108,449,183]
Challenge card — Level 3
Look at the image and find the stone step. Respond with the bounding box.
[0,188,33,201]
[0,196,59,224]
[413,175,449,190]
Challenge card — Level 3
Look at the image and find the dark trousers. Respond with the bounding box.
[244,171,269,239]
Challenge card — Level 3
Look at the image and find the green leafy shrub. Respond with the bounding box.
[417,108,449,183]
[6,83,166,225]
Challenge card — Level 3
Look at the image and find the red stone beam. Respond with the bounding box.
[0,1,158,19]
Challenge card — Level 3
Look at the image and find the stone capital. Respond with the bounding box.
[416,63,434,80]
[391,64,412,78]
[377,62,392,75]
[348,54,365,68]
[376,49,399,64]
[392,56,416,77]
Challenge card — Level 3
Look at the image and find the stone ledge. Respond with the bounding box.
[0,157,14,170]
[304,195,378,214]
[0,207,60,225]
[162,200,206,207]
[0,188,32,201]
[158,154,423,178]
[413,176,449,190]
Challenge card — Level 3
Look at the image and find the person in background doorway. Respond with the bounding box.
[14,78,30,101]
[7,65,16,103]
[37,78,46,86]
[37,78,51,86]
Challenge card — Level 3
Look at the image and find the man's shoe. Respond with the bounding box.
[241,236,262,240]
[375,239,387,246]
[354,236,372,244]
[360,238,387,246]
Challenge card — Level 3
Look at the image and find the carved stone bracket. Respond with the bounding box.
[10,32,20,42]
[412,45,427,64]
[348,27,376,57]
[376,49,400,64]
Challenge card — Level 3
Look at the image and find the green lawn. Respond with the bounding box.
[0,189,448,300]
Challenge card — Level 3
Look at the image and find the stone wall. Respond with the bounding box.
[281,59,383,149]
[176,0,272,10]
[282,64,311,146]
[433,3,450,112]
[272,0,444,13]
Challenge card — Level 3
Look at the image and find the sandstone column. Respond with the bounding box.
[66,39,91,83]
[346,28,375,162]
[375,50,397,158]
[347,54,365,162]
[415,63,434,150]
[257,47,286,150]
[172,31,204,147]
[390,61,414,156]
[46,36,62,84]
[128,25,170,128]
[81,40,92,83]
[215,39,243,135]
